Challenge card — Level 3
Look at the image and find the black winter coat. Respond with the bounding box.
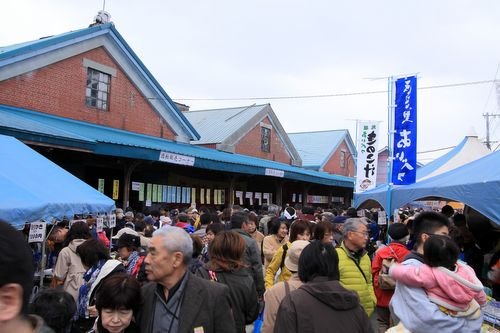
[197,266,259,333]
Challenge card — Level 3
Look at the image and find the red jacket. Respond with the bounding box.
[371,242,410,307]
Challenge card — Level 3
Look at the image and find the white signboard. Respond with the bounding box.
[245,192,253,205]
[159,151,195,166]
[235,191,243,205]
[254,192,262,205]
[265,168,285,178]
[28,222,46,243]
[131,182,142,191]
[96,217,104,232]
[356,121,380,192]
[109,214,116,228]
[378,211,387,225]
[394,209,400,223]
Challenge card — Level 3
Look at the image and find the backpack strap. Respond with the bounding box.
[279,244,289,269]
[387,245,400,261]
[340,247,368,283]
[284,281,290,295]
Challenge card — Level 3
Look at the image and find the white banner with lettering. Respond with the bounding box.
[356,121,380,192]
[159,151,195,166]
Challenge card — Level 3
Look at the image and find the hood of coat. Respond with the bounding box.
[68,238,87,252]
[300,277,360,310]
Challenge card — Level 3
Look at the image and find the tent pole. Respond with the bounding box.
[387,76,395,242]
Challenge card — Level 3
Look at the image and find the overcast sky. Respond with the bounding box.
[2,0,500,162]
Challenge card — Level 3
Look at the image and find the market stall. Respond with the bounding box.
[0,134,115,229]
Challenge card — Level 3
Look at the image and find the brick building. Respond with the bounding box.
[0,22,354,211]
[288,130,356,205]
[184,104,301,166]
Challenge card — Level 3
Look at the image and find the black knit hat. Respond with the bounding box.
[389,223,409,240]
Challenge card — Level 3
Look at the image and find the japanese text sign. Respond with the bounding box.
[356,121,380,192]
[28,221,46,243]
[392,76,417,185]
[159,151,195,166]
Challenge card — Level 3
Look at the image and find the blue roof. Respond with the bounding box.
[288,130,355,168]
[0,23,200,141]
[0,104,354,188]
[185,104,268,144]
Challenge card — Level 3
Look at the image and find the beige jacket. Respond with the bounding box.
[262,235,288,270]
[53,239,86,302]
[262,274,303,333]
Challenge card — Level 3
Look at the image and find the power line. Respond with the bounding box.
[417,146,455,154]
[166,79,497,102]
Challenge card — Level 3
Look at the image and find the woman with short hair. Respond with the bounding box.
[264,219,312,289]
[262,218,289,270]
[196,231,259,333]
[89,273,141,333]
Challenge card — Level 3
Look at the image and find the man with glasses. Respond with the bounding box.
[336,218,376,317]
[389,211,483,332]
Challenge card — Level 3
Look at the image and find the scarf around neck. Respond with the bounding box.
[78,259,106,318]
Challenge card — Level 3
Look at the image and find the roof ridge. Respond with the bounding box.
[288,129,348,135]
[186,103,269,113]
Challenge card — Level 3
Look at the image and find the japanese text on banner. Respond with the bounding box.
[392,76,417,185]
[355,121,380,192]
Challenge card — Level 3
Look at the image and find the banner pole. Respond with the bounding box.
[387,76,395,241]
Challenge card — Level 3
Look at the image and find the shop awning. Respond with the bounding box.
[0,104,354,188]
[0,134,115,229]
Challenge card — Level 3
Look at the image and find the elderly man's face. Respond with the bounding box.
[144,236,177,282]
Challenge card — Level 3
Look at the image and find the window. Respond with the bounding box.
[86,68,110,110]
[261,127,271,152]
[340,150,346,168]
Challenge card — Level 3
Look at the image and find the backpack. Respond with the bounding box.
[378,246,399,290]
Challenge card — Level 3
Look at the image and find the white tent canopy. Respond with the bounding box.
[354,135,491,212]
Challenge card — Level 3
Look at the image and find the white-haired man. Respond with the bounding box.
[136,226,235,333]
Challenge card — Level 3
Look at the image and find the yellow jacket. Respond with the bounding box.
[264,241,292,289]
[336,243,376,316]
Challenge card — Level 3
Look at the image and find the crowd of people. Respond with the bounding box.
[1,203,499,333]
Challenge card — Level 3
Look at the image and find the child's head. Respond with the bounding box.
[423,235,459,270]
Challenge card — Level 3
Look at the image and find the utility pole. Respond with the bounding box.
[483,112,500,150]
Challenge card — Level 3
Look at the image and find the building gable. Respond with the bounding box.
[322,139,356,176]
[186,104,302,165]
[0,23,199,142]
[288,129,356,174]
[233,115,296,165]
[0,47,177,139]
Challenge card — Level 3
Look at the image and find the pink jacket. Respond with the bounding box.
[390,261,487,312]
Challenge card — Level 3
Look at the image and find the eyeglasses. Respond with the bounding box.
[351,231,369,237]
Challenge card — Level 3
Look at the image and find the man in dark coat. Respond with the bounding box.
[136,226,235,333]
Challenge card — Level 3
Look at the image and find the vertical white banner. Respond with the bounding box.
[356,121,380,192]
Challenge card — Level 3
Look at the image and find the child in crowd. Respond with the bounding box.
[390,235,487,320]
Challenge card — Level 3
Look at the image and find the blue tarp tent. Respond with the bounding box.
[390,151,500,226]
[0,134,115,229]
[354,135,490,211]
